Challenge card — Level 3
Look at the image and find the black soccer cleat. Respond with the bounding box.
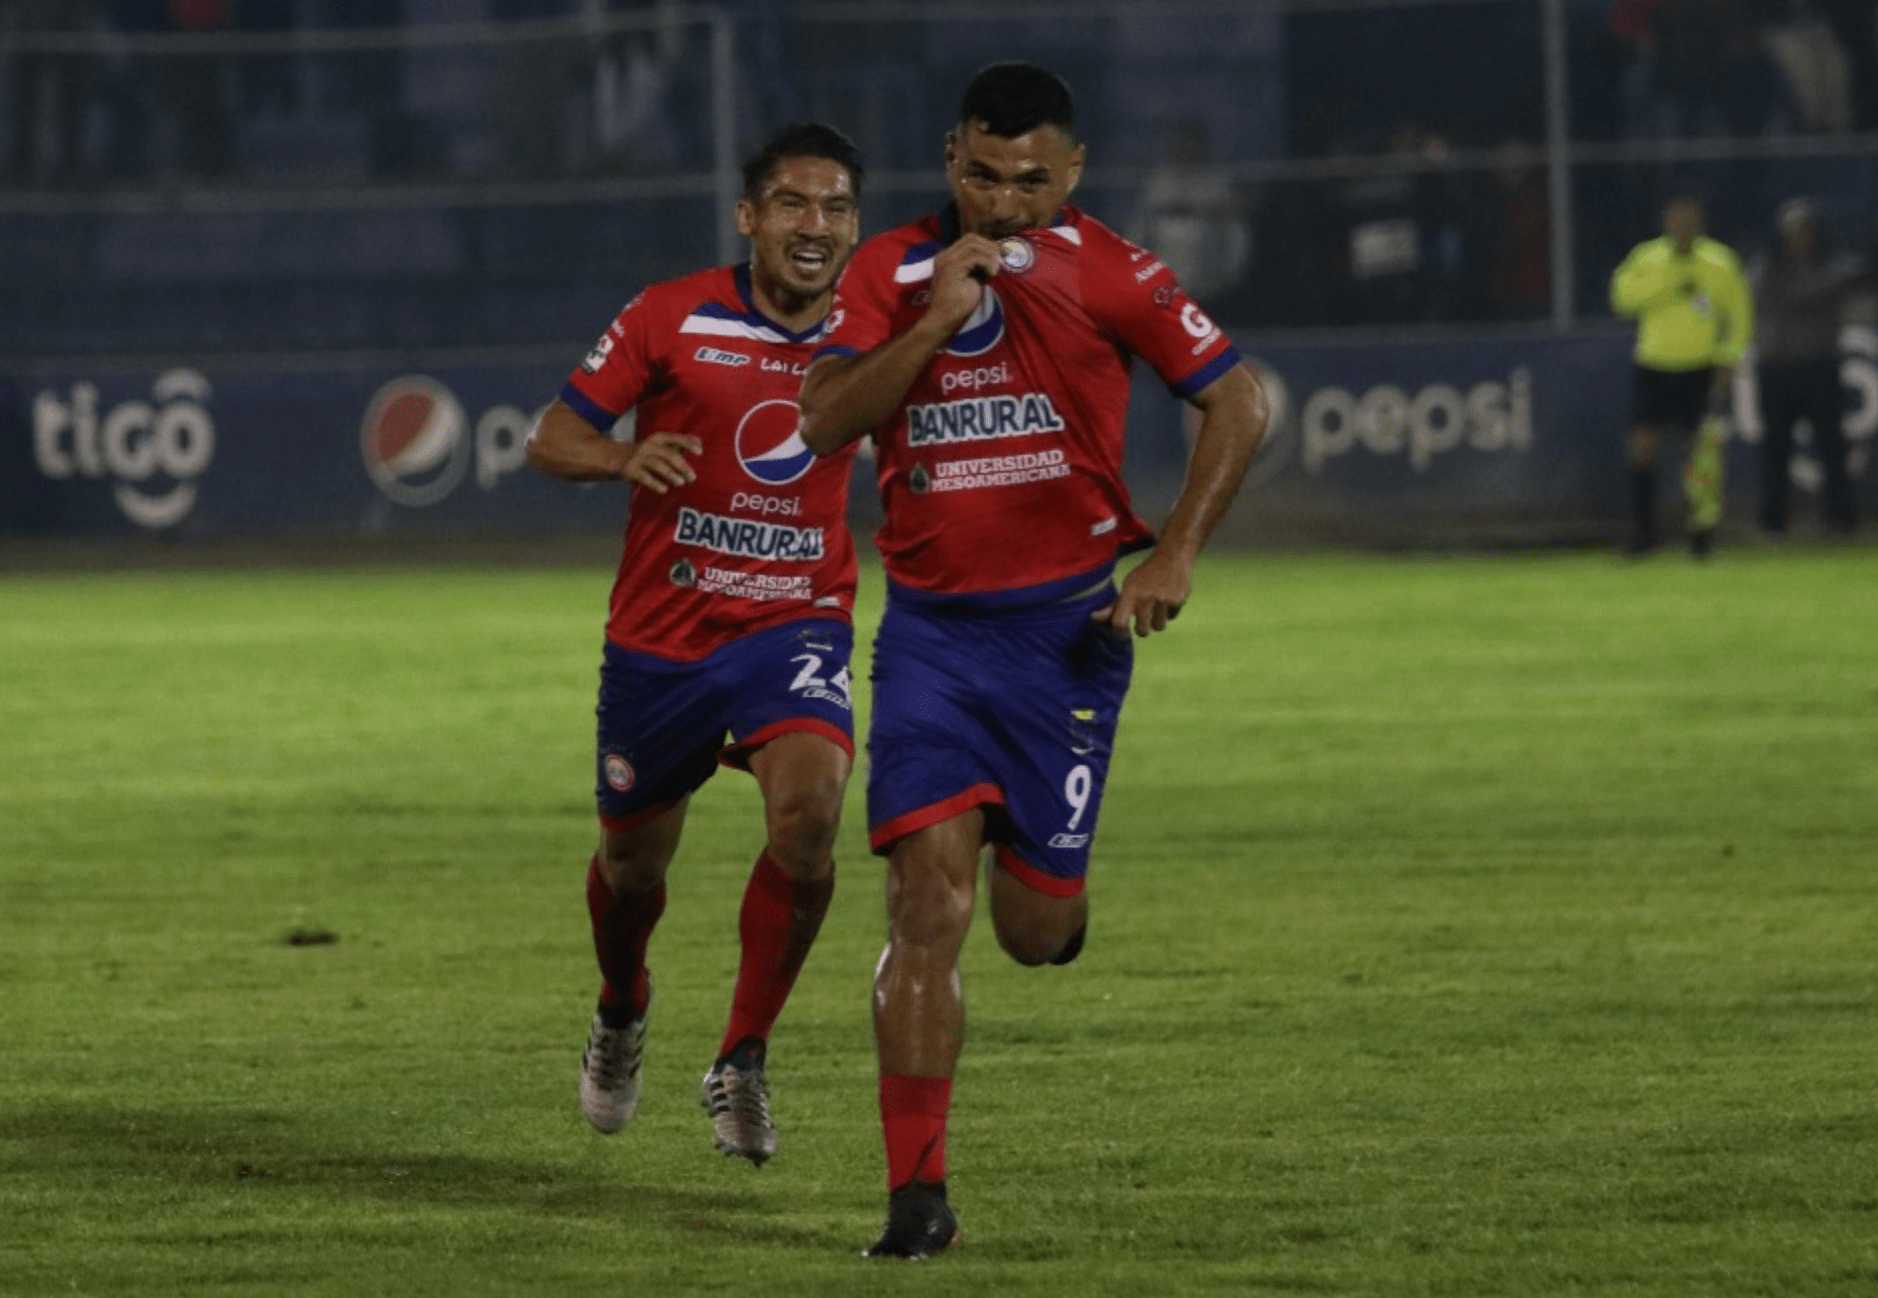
[862,1180,961,1260]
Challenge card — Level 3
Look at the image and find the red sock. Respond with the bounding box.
[585,855,664,1017]
[717,852,833,1060]
[880,1073,952,1189]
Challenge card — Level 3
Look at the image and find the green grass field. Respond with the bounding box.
[3,545,1876,1296]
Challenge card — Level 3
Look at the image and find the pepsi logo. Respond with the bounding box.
[944,286,1006,358]
[361,375,470,507]
[735,399,815,485]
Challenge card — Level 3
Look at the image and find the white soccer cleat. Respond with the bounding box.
[579,992,649,1135]
[701,1057,778,1166]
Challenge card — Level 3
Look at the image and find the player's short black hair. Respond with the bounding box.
[957,62,1075,140]
[741,122,866,204]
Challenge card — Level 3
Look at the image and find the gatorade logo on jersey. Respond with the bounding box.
[360,375,470,507]
[734,397,815,486]
[944,286,1006,358]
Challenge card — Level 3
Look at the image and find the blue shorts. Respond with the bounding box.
[865,583,1134,894]
[595,619,855,829]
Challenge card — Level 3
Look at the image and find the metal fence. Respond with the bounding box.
[3,0,1877,363]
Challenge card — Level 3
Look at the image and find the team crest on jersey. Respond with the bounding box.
[735,398,816,486]
[908,463,931,495]
[998,237,1036,274]
[604,753,636,793]
[944,286,1006,358]
[670,557,697,588]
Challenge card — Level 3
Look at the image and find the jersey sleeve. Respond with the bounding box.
[813,238,901,362]
[1080,227,1242,400]
[561,289,662,430]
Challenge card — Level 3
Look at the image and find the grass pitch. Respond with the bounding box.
[2,544,1876,1296]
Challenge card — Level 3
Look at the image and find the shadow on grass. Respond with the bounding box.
[0,1103,775,1228]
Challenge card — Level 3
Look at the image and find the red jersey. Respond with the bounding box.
[816,205,1241,602]
[562,264,859,662]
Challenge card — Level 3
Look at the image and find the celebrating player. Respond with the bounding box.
[798,64,1269,1256]
[525,123,865,1166]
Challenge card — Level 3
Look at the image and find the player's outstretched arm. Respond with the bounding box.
[798,237,1004,455]
[1097,362,1268,637]
[525,400,700,492]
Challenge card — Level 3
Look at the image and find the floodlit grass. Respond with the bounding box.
[3,545,1876,1296]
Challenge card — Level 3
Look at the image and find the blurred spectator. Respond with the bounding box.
[1756,0,1853,132]
[1610,0,1792,136]
[586,0,684,172]
[3,0,99,183]
[493,0,581,178]
[1817,0,1878,130]
[1747,197,1865,536]
[1332,123,1467,326]
[237,0,297,119]
[152,0,234,177]
[1126,119,1253,311]
[1485,148,1553,320]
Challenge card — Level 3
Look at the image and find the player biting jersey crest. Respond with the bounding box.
[816,204,1240,603]
[562,263,860,661]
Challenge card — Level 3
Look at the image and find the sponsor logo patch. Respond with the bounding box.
[944,287,1006,358]
[675,507,825,561]
[735,399,815,486]
[907,393,1065,446]
[360,375,470,507]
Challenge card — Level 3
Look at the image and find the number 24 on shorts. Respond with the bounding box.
[790,652,853,709]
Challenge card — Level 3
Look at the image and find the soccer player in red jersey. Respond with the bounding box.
[800,64,1269,1257]
[525,123,865,1166]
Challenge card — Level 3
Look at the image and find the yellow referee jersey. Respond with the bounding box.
[1609,235,1754,372]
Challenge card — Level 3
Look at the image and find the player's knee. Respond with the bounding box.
[597,844,669,894]
[764,778,844,878]
[885,863,975,951]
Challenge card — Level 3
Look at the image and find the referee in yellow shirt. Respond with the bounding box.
[1610,193,1754,557]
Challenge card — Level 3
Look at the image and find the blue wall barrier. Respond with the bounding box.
[6,329,1875,546]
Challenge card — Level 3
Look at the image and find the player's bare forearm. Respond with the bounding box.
[1097,363,1267,637]
[799,239,1002,455]
[799,336,939,455]
[525,400,699,492]
[1159,363,1267,561]
[525,401,631,481]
